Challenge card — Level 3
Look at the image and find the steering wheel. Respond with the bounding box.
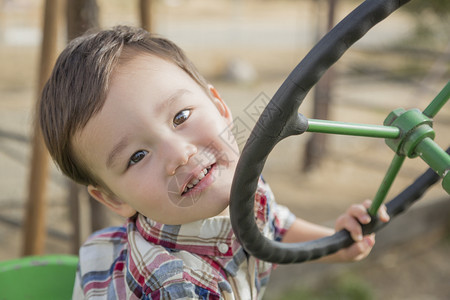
[229,0,450,264]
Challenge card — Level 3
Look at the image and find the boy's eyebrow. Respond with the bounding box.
[155,88,189,115]
[106,136,129,169]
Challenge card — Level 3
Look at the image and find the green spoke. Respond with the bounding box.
[307,119,400,138]
[415,138,450,178]
[369,154,406,216]
[423,81,450,118]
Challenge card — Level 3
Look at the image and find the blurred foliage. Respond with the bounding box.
[402,0,449,46]
[403,0,450,19]
[345,0,450,82]
[275,272,374,300]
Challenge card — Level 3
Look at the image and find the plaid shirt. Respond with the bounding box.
[72,179,295,299]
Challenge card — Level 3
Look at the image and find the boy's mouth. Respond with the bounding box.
[181,164,214,196]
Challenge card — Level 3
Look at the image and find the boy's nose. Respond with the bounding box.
[165,142,197,176]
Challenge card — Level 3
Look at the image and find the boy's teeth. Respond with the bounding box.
[184,167,211,194]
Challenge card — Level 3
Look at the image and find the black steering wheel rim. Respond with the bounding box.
[229,0,417,264]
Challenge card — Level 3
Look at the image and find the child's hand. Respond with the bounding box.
[334,199,390,262]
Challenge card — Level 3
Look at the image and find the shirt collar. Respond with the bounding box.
[132,178,269,259]
[134,214,237,257]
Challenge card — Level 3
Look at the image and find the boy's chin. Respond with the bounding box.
[201,202,230,220]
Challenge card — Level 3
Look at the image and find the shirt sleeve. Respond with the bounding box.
[271,201,296,242]
[259,178,296,242]
[72,269,85,299]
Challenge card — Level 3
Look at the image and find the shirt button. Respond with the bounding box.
[217,243,229,254]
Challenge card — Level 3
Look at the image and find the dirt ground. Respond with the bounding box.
[0,0,449,299]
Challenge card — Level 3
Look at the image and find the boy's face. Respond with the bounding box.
[74,54,240,224]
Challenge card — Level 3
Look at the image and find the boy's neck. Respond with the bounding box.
[217,206,230,217]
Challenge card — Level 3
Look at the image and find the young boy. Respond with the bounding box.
[39,26,389,299]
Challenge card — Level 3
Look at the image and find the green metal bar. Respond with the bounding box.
[423,81,450,118]
[414,137,450,178]
[307,119,400,139]
[368,154,406,216]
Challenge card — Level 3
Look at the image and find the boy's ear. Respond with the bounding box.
[87,185,137,218]
[208,85,233,123]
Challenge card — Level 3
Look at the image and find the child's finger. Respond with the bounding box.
[362,199,372,209]
[377,204,390,222]
[338,214,364,242]
[363,200,390,223]
[347,203,371,225]
[341,233,375,261]
[364,233,375,247]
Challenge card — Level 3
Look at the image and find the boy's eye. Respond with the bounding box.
[128,150,148,167]
[173,109,191,127]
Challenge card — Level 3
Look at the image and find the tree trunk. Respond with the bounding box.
[303,0,337,172]
[140,0,153,32]
[66,0,108,254]
[67,0,99,40]
[22,0,61,256]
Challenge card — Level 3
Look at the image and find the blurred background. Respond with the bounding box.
[0,0,449,299]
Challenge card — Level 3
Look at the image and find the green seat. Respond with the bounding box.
[0,254,78,299]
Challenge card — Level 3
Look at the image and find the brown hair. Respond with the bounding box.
[39,25,209,187]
